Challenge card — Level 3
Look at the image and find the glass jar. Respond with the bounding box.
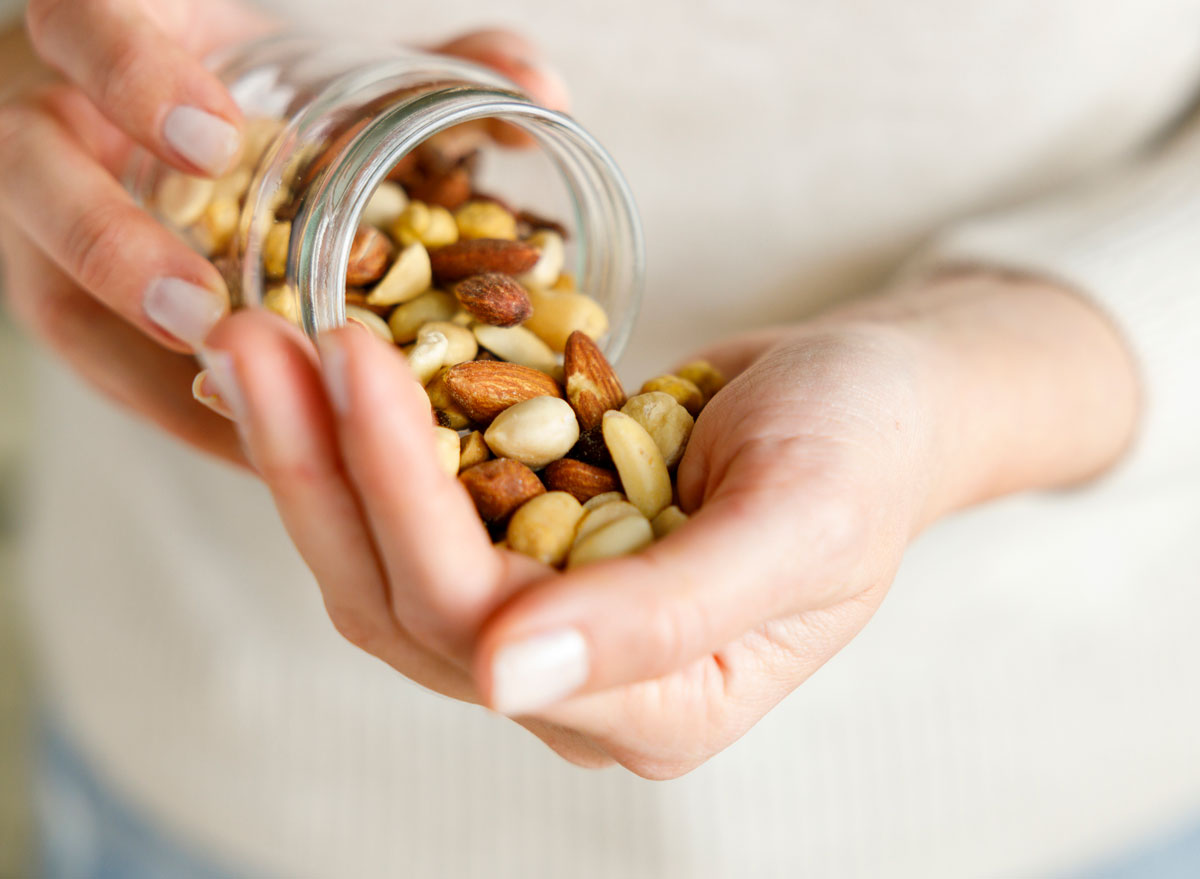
[124,33,644,360]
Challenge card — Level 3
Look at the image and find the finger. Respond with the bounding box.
[25,0,267,176]
[202,309,476,698]
[0,224,243,464]
[315,326,548,660]
[0,101,228,351]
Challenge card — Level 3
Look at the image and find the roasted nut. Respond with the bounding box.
[361,181,409,229]
[675,360,726,403]
[263,284,300,324]
[454,273,533,327]
[346,225,393,286]
[454,200,518,240]
[568,424,613,468]
[458,430,491,472]
[620,392,694,468]
[651,505,688,538]
[419,321,477,366]
[345,305,393,342]
[524,287,609,353]
[574,500,642,543]
[552,272,577,292]
[639,374,704,416]
[564,330,625,430]
[192,196,239,256]
[472,324,558,374]
[264,221,292,280]
[406,330,448,385]
[212,166,252,202]
[238,117,285,170]
[506,491,585,567]
[484,396,580,469]
[387,290,457,343]
[443,361,563,423]
[433,426,461,476]
[367,241,432,306]
[459,458,545,523]
[426,369,471,429]
[156,172,215,226]
[516,209,569,239]
[392,201,458,248]
[567,514,654,569]
[582,491,625,511]
[543,458,621,503]
[602,410,673,519]
[429,238,540,283]
[408,165,472,211]
[516,230,565,289]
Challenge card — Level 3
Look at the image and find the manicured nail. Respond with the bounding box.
[191,370,233,419]
[163,106,240,176]
[195,348,244,421]
[491,628,589,716]
[144,277,226,348]
[317,334,349,415]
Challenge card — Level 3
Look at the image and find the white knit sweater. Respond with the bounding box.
[16,1,1200,876]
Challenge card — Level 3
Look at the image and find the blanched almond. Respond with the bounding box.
[367,241,432,306]
[651,505,689,538]
[573,500,642,543]
[567,514,653,569]
[601,410,672,519]
[472,324,559,374]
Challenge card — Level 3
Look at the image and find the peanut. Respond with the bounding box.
[392,201,458,248]
[454,200,518,240]
[426,369,471,429]
[458,430,492,472]
[506,492,585,566]
[484,396,580,469]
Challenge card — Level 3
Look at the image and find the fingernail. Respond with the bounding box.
[317,333,349,415]
[491,628,589,716]
[163,106,240,176]
[195,348,244,421]
[191,370,233,419]
[144,277,227,348]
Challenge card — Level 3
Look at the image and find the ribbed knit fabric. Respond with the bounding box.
[16,1,1200,876]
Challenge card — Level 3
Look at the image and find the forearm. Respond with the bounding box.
[834,268,1140,525]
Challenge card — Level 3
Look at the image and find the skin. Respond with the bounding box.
[0,2,1140,778]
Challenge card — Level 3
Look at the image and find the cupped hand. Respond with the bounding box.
[0,0,567,464]
[201,306,945,777]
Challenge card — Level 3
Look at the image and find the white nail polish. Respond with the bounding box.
[317,334,350,415]
[144,277,226,347]
[491,628,589,716]
[163,106,240,176]
[195,349,245,422]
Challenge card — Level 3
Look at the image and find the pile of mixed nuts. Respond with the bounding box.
[159,122,724,569]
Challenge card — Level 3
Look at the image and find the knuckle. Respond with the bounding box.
[95,32,154,115]
[642,593,710,672]
[24,0,65,49]
[326,604,386,654]
[63,201,129,296]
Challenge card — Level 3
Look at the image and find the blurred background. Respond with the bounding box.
[0,306,33,877]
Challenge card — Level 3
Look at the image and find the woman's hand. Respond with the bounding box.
[0,0,566,464]
[201,269,1137,777]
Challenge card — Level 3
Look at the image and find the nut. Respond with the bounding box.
[419,321,477,366]
[386,290,457,343]
[459,458,545,523]
[458,430,491,472]
[573,500,642,543]
[552,272,577,292]
[426,369,472,429]
[620,392,694,468]
[506,491,585,567]
[192,196,239,256]
[361,181,409,229]
[345,305,393,342]
[408,165,472,211]
[516,230,565,289]
[264,221,292,280]
[367,241,432,306]
[454,274,533,327]
[564,330,625,430]
[543,458,621,503]
[601,410,673,519]
[433,426,461,476]
[392,201,459,248]
[472,324,558,375]
[346,225,393,286]
[567,514,654,569]
[238,117,284,170]
[442,361,563,423]
[524,288,609,353]
[263,284,300,325]
[212,166,252,202]
[454,200,518,240]
[406,330,448,385]
[582,491,625,511]
[516,209,569,239]
[639,374,704,416]
[156,172,215,226]
[429,238,540,284]
[651,505,688,538]
[568,424,613,468]
[675,360,726,403]
[484,396,580,469]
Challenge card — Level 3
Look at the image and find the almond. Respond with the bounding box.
[345,225,393,286]
[564,330,625,430]
[442,361,562,423]
[454,273,534,327]
[431,239,540,284]
[568,424,613,468]
[458,458,545,523]
[601,410,673,519]
[543,458,621,503]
